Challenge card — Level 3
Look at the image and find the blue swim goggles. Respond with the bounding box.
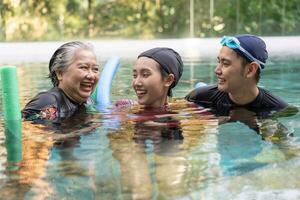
[220,36,265,70]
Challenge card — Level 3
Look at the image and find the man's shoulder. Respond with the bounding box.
[185,84,223,103]
[186,84,220,97]
[258,87,288,110]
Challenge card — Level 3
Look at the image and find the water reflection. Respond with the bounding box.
[0,120,54,199]
[214,105,297,177]
[0,108,102,199]
[107,102,219,199]
[0,100,298,199]
[0,57,299,199]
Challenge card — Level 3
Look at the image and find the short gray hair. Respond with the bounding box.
[48,41,96,86]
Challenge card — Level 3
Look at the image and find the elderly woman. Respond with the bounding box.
[22,41,100,120]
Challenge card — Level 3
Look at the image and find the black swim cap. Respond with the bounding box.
[138,47,184,89]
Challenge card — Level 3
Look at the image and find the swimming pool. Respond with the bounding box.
[0,55,299,199]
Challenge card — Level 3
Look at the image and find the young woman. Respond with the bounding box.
[22,41,100,120]
[116,47,184,109]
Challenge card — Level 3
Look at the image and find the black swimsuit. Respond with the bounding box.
[185,85,288,117]
[22,87,93,120]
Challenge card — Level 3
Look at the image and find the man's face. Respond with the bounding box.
[215,46,247,94]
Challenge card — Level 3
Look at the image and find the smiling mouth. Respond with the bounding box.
[218,78,225,84]
[81,83,93,91]
[135,90,147,98]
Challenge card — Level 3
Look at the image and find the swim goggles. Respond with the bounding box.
[220,36,265,69]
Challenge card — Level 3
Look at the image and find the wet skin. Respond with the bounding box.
[57,49,100,104]
[216,46,259,105]
[132,57,174,108]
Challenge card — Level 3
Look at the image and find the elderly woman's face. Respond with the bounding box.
[57,49,99,103]
[132,57,172,107]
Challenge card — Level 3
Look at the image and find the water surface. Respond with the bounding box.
[0,56,299,199]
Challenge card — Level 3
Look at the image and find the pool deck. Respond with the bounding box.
[0,36,299,64]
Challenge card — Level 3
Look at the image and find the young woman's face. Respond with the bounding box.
[57,49,99,103]
[132,57,170,108]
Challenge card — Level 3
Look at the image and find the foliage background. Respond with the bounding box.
[1,0,300,41]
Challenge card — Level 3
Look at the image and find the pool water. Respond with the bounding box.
[0,57,300,199]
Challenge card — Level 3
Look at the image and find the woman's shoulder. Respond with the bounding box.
[22,88,61,120]
[114,99,137,108]
[27,88,60,106]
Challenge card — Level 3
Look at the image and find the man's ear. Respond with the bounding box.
[164,74,175,87]
[246,62,259,78]
[56,70,63,81]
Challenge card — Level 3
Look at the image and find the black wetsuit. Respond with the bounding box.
[185,85,288,117]
[22,87,93,120]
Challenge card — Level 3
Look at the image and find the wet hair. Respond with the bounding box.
[48,41,95,86]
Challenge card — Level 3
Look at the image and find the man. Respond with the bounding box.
[185,34,288,117]
[185,35,294,176]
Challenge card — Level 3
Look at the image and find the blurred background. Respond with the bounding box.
[0,3,300,199]
[1,0,300,41]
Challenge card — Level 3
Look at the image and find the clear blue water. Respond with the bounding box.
[0,56,299,199]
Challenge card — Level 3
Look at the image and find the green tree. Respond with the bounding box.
[1,0,300,41]
[0,2,14,40]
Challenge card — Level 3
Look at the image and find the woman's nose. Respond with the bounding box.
[86,69,96,79]
[133,77,142,86]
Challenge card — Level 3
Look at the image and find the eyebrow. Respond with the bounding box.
[133,67,152,72]
[77,62,100,67]
[218,56,231,63]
